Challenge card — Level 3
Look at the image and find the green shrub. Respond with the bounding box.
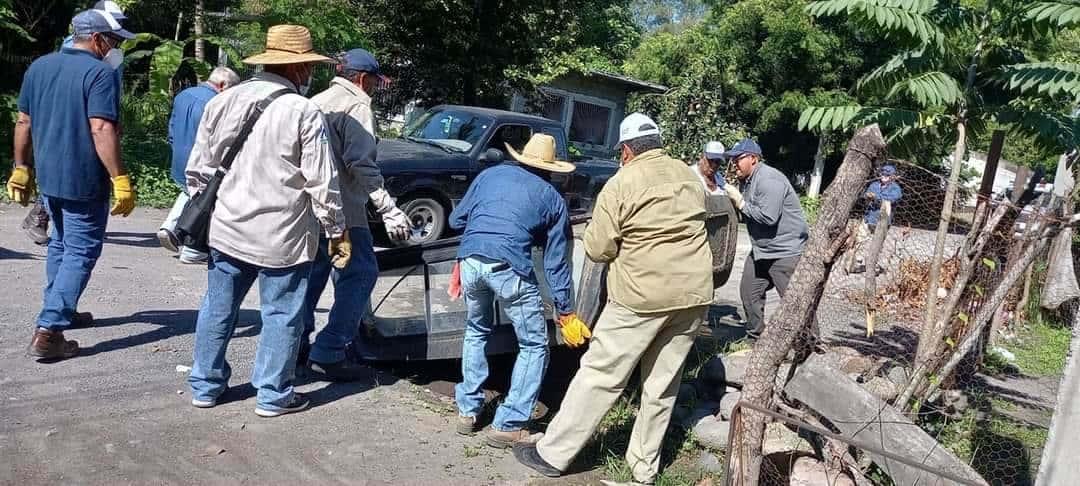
[800,195,821,224]
[121,92,179,208]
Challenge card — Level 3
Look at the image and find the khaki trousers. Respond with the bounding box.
[536,301,706,483]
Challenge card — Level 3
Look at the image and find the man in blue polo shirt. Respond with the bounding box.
[6,9,137,361]
[157,66,241,264]
[20,0,129,247]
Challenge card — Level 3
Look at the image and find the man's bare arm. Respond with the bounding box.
[89,117,126,177]
[13,112,32,168]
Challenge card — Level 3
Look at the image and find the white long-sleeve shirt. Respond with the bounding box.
[186,72,346,268]
[310,76,395,228]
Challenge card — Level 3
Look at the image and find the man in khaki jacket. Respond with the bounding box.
[300,48,410,381]
[514,113,714,483]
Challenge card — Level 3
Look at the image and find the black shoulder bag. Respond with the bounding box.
[174,88,289,253]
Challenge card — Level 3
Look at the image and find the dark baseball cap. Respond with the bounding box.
[723,138,763,159]
[72,9,134,39]
[880,164,897,176]
[341,48,386,81]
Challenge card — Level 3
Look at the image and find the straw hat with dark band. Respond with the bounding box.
[242,25,335,65]
[505,134,576,174]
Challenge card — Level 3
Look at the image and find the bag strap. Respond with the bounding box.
[220,88,291,171]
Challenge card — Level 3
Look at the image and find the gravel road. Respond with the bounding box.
[0,205,540,485]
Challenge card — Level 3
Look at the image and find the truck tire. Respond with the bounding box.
[398,197,447,246]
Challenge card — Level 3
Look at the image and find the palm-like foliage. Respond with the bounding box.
[799,0,1080,158]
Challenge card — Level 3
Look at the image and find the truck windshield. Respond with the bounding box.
[402,109,494,153]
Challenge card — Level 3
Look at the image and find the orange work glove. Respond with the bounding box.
[558,313,592,348]
[448,262,462,301]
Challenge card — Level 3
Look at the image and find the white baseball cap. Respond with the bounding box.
[704,141,726,159]
[93,0,127,21]
[616,113,661,147]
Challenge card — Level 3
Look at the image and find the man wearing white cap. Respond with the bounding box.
[20,0,130,247]
[694,141,728,196]
[8,9,137,361]
[185,25,349,418]
[514,113,713,484]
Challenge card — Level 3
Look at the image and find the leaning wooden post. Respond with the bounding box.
[731,125,886,486]
[864,200,891,337]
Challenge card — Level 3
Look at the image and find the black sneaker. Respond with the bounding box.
[512,442,561,478]
[255,393,310,418]
[21,203,49,245]
[309,358,374,382]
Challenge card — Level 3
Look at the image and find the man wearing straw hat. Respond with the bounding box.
[449,133,592,448]
[514,113,713,484]
[185,25,349,418]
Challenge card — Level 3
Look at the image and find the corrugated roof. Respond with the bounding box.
[586,70,668,93]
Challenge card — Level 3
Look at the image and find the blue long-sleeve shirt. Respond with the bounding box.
[450,163,574,315]
[865,180,902,225]
[168,83,217,188]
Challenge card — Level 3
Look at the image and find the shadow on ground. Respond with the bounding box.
[80,309,263,357]
[105,231,161,249]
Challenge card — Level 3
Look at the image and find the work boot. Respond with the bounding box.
[512,443,561,478]
[456,415,478,436]
[27,328,79,360]
[157,228,179,253]
[69,312,94,329]
[21,202,49,245]
[309,358,374,382]
[484,427,537,449]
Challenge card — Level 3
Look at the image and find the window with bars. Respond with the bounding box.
[569,101,612,147]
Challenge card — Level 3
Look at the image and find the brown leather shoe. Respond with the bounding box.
[28,328,79,360]
[483,428,538,449]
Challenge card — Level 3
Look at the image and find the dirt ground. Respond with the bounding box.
[0,204,752,485]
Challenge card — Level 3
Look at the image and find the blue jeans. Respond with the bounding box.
[301,227,378,364]
[37,196,109,330]
[189,250,311,410]
[455,255,549,432]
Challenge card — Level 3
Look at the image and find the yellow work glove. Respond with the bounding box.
[558,313,592,348]
[6,166,34,206]
[329,231,352,269]
[110,175,136,216]
[723,183,744,210]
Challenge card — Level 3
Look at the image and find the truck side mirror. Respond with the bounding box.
[481,148,504,164]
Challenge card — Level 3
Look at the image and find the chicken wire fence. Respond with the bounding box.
[724,159,1071,486]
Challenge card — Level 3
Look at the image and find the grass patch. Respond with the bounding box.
[1008,317,1070,377]
[571,393,722,485]
[980,349,1014,376]
[924,391,1048,484]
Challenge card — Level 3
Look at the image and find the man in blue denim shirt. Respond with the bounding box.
[450,133,587,448]
[156,67,240,264]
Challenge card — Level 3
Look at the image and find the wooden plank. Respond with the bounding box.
[784,356,988,486]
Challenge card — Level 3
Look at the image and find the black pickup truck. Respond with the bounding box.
[370,104,619,244]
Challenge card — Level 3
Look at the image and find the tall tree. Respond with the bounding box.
[798,0,1080,403]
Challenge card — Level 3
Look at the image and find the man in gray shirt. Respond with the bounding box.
[722,139,808,339]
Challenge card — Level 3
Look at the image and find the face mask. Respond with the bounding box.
[299,78,312,96]
[103,48,123,70]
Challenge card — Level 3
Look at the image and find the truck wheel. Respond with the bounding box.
[398,197,446,246]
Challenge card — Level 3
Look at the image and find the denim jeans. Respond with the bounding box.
[189,250,311,411]
[37,196,109,330]
[455,255,549,432]
[301,227,378,364]
[160,186,208,262]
